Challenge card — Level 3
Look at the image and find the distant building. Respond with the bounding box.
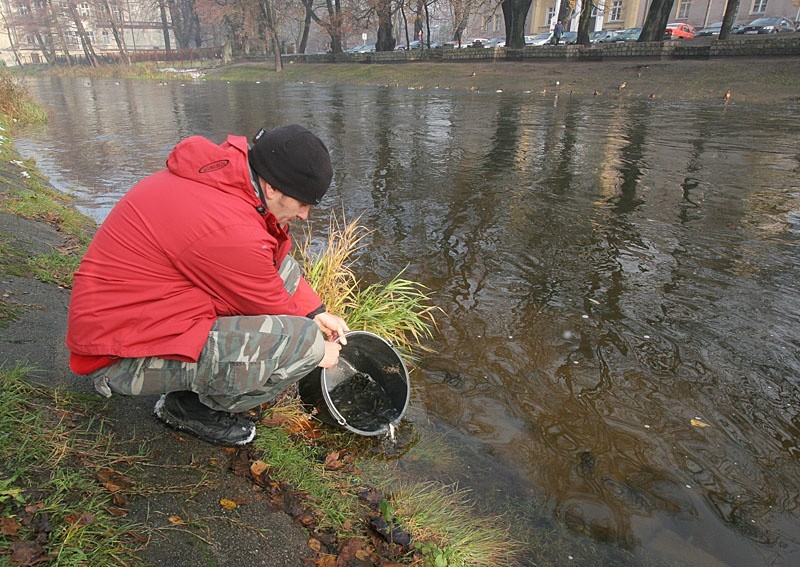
[465,0,800,39]
[0,0,174,66]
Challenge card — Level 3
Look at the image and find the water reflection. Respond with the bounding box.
[16,76,800,565]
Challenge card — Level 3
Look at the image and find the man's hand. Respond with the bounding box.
[319,341,342,368]
[313,312,350,345]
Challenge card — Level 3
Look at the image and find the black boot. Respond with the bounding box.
[154,391,255,446]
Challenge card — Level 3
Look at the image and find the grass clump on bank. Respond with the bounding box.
[0,366,145,564]
[0,69,48,125]
[299,214,438,358]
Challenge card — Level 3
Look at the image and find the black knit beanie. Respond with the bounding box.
[248,125,333,205]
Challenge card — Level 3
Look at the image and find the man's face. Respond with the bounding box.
[262,179,311,225]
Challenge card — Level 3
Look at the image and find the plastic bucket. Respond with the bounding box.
[298,331,410,436]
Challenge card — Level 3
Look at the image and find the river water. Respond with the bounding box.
[16,75,800,565]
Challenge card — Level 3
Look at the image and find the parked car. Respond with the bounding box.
[482,37,506,48]
[590,30,618,43]
[696,21,744,36]
[560,31,578,44]
[737,17,796,34]
[664,22,697,39]
[464,38,490,48]
[346,44,375,53]
[526,32,553,46]
[614,28,642,42]
[394,40,422,50]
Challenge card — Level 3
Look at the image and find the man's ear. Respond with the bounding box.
[261,179,278,199]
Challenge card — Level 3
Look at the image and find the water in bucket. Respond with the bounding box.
[298,331,410,436]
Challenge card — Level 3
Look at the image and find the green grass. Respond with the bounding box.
[390,482,520,566]
[252,420,364,533]
[0,366,145,565]
[0,70,48,126]
[298,214,438,359]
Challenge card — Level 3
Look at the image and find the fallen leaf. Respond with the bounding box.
[690,418,711,428]
[167,515,185,525]
[324,451,345,471]
[104,506,128,517]
[316,555,336,567]
[219,498,238,510]
[96,468,133,493]
[250,460,269,476]
[260,413,289,428]
[1,517,21,536]
[307,537,322,552]
[11,541,45,565]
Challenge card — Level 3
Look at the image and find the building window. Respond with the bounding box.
[677,0,691,18]
[547,6,556,26]
[79,2,90,16]
[610,0,623,21]
[751,0,767,13]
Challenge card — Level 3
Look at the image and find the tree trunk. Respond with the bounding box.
[68,2,98,66]
[639,0,676,42]
[501,0,533,49]
[376,0,395,51]
[158,0,171,50]
[103,0,130,64]
[577,0,592,45]
[452,2,470,46]
[0,11,24,66]
[34,32,56,65]
[718,0,740,40]
[323,0,343,53]
[46,0,70,65]
[259,0,282,71]
[299,0,313,53]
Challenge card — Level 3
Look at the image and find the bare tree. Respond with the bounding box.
[501,0,532,48]
[0,9,24,65]
[66,1,99,65]
[449,0,470,45]
[257,0,282,70]
[167,0,202,48]
[374,0,395,50]
[638,0,675,42]
[576,0,592,44]
[718,0,739,40]
[100,0,131,63]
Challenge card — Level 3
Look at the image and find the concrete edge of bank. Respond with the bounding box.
[281,34,800,65]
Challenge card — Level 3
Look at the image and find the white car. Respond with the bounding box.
[525,33,553,46]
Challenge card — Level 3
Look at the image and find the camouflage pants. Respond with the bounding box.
[90,256,325,412]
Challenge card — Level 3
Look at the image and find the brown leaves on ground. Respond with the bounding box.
[324,450,356,472]
[260,409,323,439]
[2,503,53,566]
[10,541,47,566]
[306,537,381,567]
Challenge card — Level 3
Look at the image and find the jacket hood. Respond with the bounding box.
[166,135,259,209]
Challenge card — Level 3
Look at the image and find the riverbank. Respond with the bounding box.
[207,56,800,104]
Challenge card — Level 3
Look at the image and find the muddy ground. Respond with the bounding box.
[214,55,800,104]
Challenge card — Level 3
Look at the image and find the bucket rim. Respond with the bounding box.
[320,331,410,436]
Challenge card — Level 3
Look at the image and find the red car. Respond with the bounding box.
[664,23,697,39]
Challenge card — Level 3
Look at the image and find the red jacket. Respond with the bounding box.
[66,135,323,374]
